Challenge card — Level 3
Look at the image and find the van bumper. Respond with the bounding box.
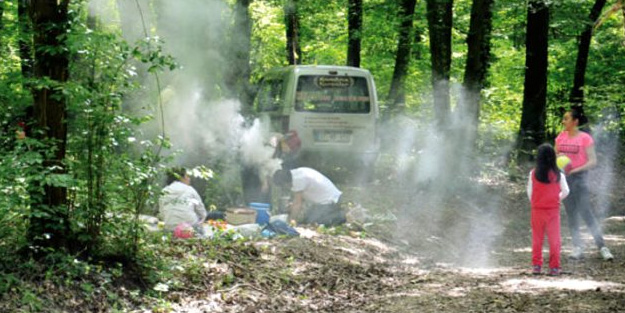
[297,149,379,168]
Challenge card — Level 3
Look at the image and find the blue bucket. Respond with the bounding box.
[249,202,271,224]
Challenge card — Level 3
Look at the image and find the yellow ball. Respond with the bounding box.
[557,155,571,170]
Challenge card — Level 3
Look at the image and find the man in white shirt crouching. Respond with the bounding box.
[272,167,346,226]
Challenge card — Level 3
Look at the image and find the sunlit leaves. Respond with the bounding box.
[250,1,287,81]
[132,37,178,73]
[188,165,215,181]
[44,173,74,188]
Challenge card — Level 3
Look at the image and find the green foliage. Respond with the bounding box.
[0,146,38,251]
[200,161,244,209]
[59,2,176,259]
[0,0,624,309]
[0,249,136,312]
[249,1,288,82]
[298,0,349,65]
[0,0,182,264]
[362,0,403,101]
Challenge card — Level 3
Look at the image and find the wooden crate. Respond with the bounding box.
[225,208,257,225]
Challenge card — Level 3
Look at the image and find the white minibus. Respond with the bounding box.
[254,65,380,170]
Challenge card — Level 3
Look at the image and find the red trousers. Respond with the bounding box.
[531,208,561,269]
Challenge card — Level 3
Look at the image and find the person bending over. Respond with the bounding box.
[273,167,345,226]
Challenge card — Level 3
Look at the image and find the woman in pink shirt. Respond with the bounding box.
[555,108,613,261]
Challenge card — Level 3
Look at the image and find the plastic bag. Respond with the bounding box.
[263,220,299,237]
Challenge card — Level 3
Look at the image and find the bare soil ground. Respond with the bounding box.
[152,166,625,313]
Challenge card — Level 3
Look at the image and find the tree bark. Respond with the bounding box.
[18,0,33,79]
[387,0,417,112]
[517,0,549,161]
[285,0,302,65]
[347,0,362,68]
[27,0,71,251]
[227,0,253,109]
[426,0,453,129]
[569,0,607,105]
[461,0,493,135]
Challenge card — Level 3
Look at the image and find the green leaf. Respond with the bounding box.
[44,174,74,188]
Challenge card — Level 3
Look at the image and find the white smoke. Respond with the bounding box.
[160,83,281,182]
[239,119,283,179]
[87,0,281,203]
[379,82,509,267]
[588,107,621,220]
[89,0,510,265]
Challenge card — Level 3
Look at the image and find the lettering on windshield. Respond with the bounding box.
[315,76,353,88]
[296,93,369,102]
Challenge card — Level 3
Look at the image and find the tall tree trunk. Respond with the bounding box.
[426,0,453,129]
[517,0,549,162]
[27,0,71,251]
[387,0,417,113]
[461,0,494,136]
[227,0,253,110]
[569,0,607,106]
[285,0,301,65]
[347,0,362,67]
[18,0,33,79]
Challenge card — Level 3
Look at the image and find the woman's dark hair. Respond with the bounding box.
[166,167,187,185]
[535,143,560,184]
[272,169,292,186]
[569,106,592,134]
[569,107,588,127]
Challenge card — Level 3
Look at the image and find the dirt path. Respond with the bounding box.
[22,165,619,313]
[157,212,625,313]
[165,174,625,313]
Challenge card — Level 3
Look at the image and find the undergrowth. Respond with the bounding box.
[0,230,260,312]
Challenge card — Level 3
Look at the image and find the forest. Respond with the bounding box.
[1,0,625,312]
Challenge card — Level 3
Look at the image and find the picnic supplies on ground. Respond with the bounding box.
[173,222,195,239]
[231,223,263,237]
[225,208,257,225]
[270,214,288,223]
[263,220,300,237]
[249,202,271,224]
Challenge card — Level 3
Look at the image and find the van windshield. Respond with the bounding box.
[295,75,371,113]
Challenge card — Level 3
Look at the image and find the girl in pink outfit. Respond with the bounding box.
[527,144,569,276]
[555,108,614,261]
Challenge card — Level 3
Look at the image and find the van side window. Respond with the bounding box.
[295,75,371,114]
[256,79,284,112]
